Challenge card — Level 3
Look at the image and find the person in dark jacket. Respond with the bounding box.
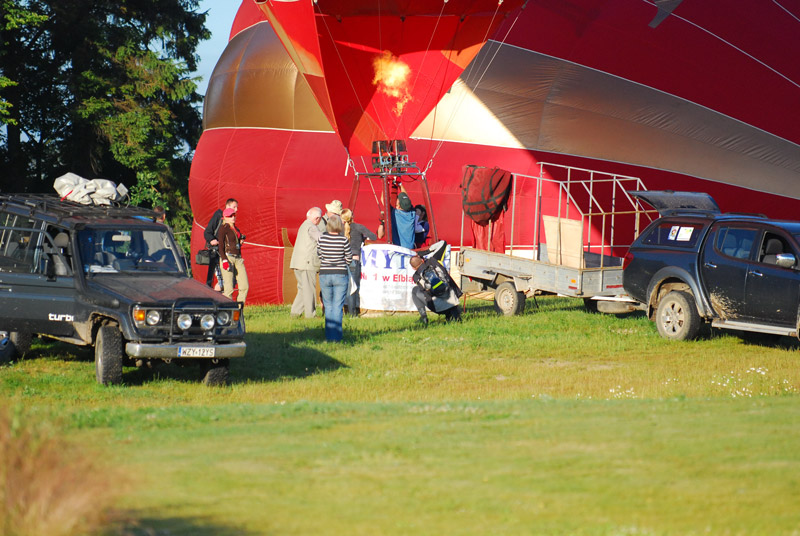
[341,208,376,317]
[204,198,237,291]
[217,206,248,304]
[414,204,430,248]
[409,255,462,327]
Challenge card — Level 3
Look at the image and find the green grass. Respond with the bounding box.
[2,296,800,535]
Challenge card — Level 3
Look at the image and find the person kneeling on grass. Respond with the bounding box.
[409,255,463,327]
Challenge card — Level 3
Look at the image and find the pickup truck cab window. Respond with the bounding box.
[714,226,758,260]
[757,232,795,267]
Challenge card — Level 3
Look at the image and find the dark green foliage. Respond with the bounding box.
[0,0,209,248]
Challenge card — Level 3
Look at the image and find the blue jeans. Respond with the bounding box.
[320,273,348,342]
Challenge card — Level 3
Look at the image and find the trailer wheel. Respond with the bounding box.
[95,325,124,385]
[655,291,701,341]
[494,282,525,316]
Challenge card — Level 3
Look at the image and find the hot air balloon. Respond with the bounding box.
[190,0,800,305]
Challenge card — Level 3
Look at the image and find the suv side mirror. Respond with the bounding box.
[775,253,796,269]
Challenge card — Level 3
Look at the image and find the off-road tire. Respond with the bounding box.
[655,291,701,341]
[494,281,525,316]
[0,336,12,366]
[95,325,124,385]
[203,359,230,386]
[10,330,32,357]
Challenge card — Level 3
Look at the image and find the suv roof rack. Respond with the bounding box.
[0,193,156,223]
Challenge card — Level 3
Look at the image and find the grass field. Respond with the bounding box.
[2,296,800,535]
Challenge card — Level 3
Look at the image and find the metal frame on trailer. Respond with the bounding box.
[457,162,659,314]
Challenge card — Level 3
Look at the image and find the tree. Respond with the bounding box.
[0,1,47,126]
[0,0,209,251]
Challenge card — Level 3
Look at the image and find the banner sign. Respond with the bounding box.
[359,243,451,312]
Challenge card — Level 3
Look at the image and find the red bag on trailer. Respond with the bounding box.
[462,166,512,252]
[461,165,512,224]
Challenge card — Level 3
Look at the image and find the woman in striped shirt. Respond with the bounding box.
[317,214,351,342]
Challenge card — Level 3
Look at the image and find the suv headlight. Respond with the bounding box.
[134,306,166,328]
[146,310,161,326]
[217,310,231,326]
[177,313,193,330]
[200,314,215,330]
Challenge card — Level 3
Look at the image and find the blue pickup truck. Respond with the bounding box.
[623,191,800,340]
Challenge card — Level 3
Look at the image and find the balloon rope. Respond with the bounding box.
[393,1,448,141]
[317,7,388,136]
[641,0,800,89]
[429,4,525,164]
[773,0,800,23]
[367,172,381,209]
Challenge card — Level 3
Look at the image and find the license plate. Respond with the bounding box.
[178,346,215,358]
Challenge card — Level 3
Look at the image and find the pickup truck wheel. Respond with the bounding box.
[95,325,124,385]
[494,282,525,316]
[655,291,701,341]
[203,359,230,386]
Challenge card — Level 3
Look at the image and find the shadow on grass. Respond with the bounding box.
[230,327,349,384]
[17,338,94,363]
[723,330,800,350]
[119,515,256,536]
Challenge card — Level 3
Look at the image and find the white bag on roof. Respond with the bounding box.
[53,173,128,205]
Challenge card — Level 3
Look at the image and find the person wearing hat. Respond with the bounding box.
[290,206,325,318]
[324,199,343,222]
[377,183,417,249]
[217,206,249,304]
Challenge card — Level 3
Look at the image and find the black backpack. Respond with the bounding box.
[423,266,449,297]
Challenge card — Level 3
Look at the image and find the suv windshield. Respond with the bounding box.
[78,228,183,274]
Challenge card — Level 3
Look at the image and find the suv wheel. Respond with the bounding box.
[95,325,124,385]
[0,334,12,365]
[494,282,525,316]
[656,291,701,341]
[202,359,230,386]
[10,331,32,357]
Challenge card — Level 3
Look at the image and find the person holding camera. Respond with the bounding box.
[217,206,249,304]
[204,198,238,291]
[409,255,462,327]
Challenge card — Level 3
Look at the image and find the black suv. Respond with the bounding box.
[623,191,800,341]
[0,194,246,385]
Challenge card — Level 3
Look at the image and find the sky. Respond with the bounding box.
[194,0,240,97]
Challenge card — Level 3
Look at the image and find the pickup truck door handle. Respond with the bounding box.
[704,262,717,269]
[748,270,764,277]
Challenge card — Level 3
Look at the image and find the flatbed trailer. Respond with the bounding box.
[455,163,657,315]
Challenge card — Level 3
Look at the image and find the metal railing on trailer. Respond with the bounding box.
[456,162,659,315]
